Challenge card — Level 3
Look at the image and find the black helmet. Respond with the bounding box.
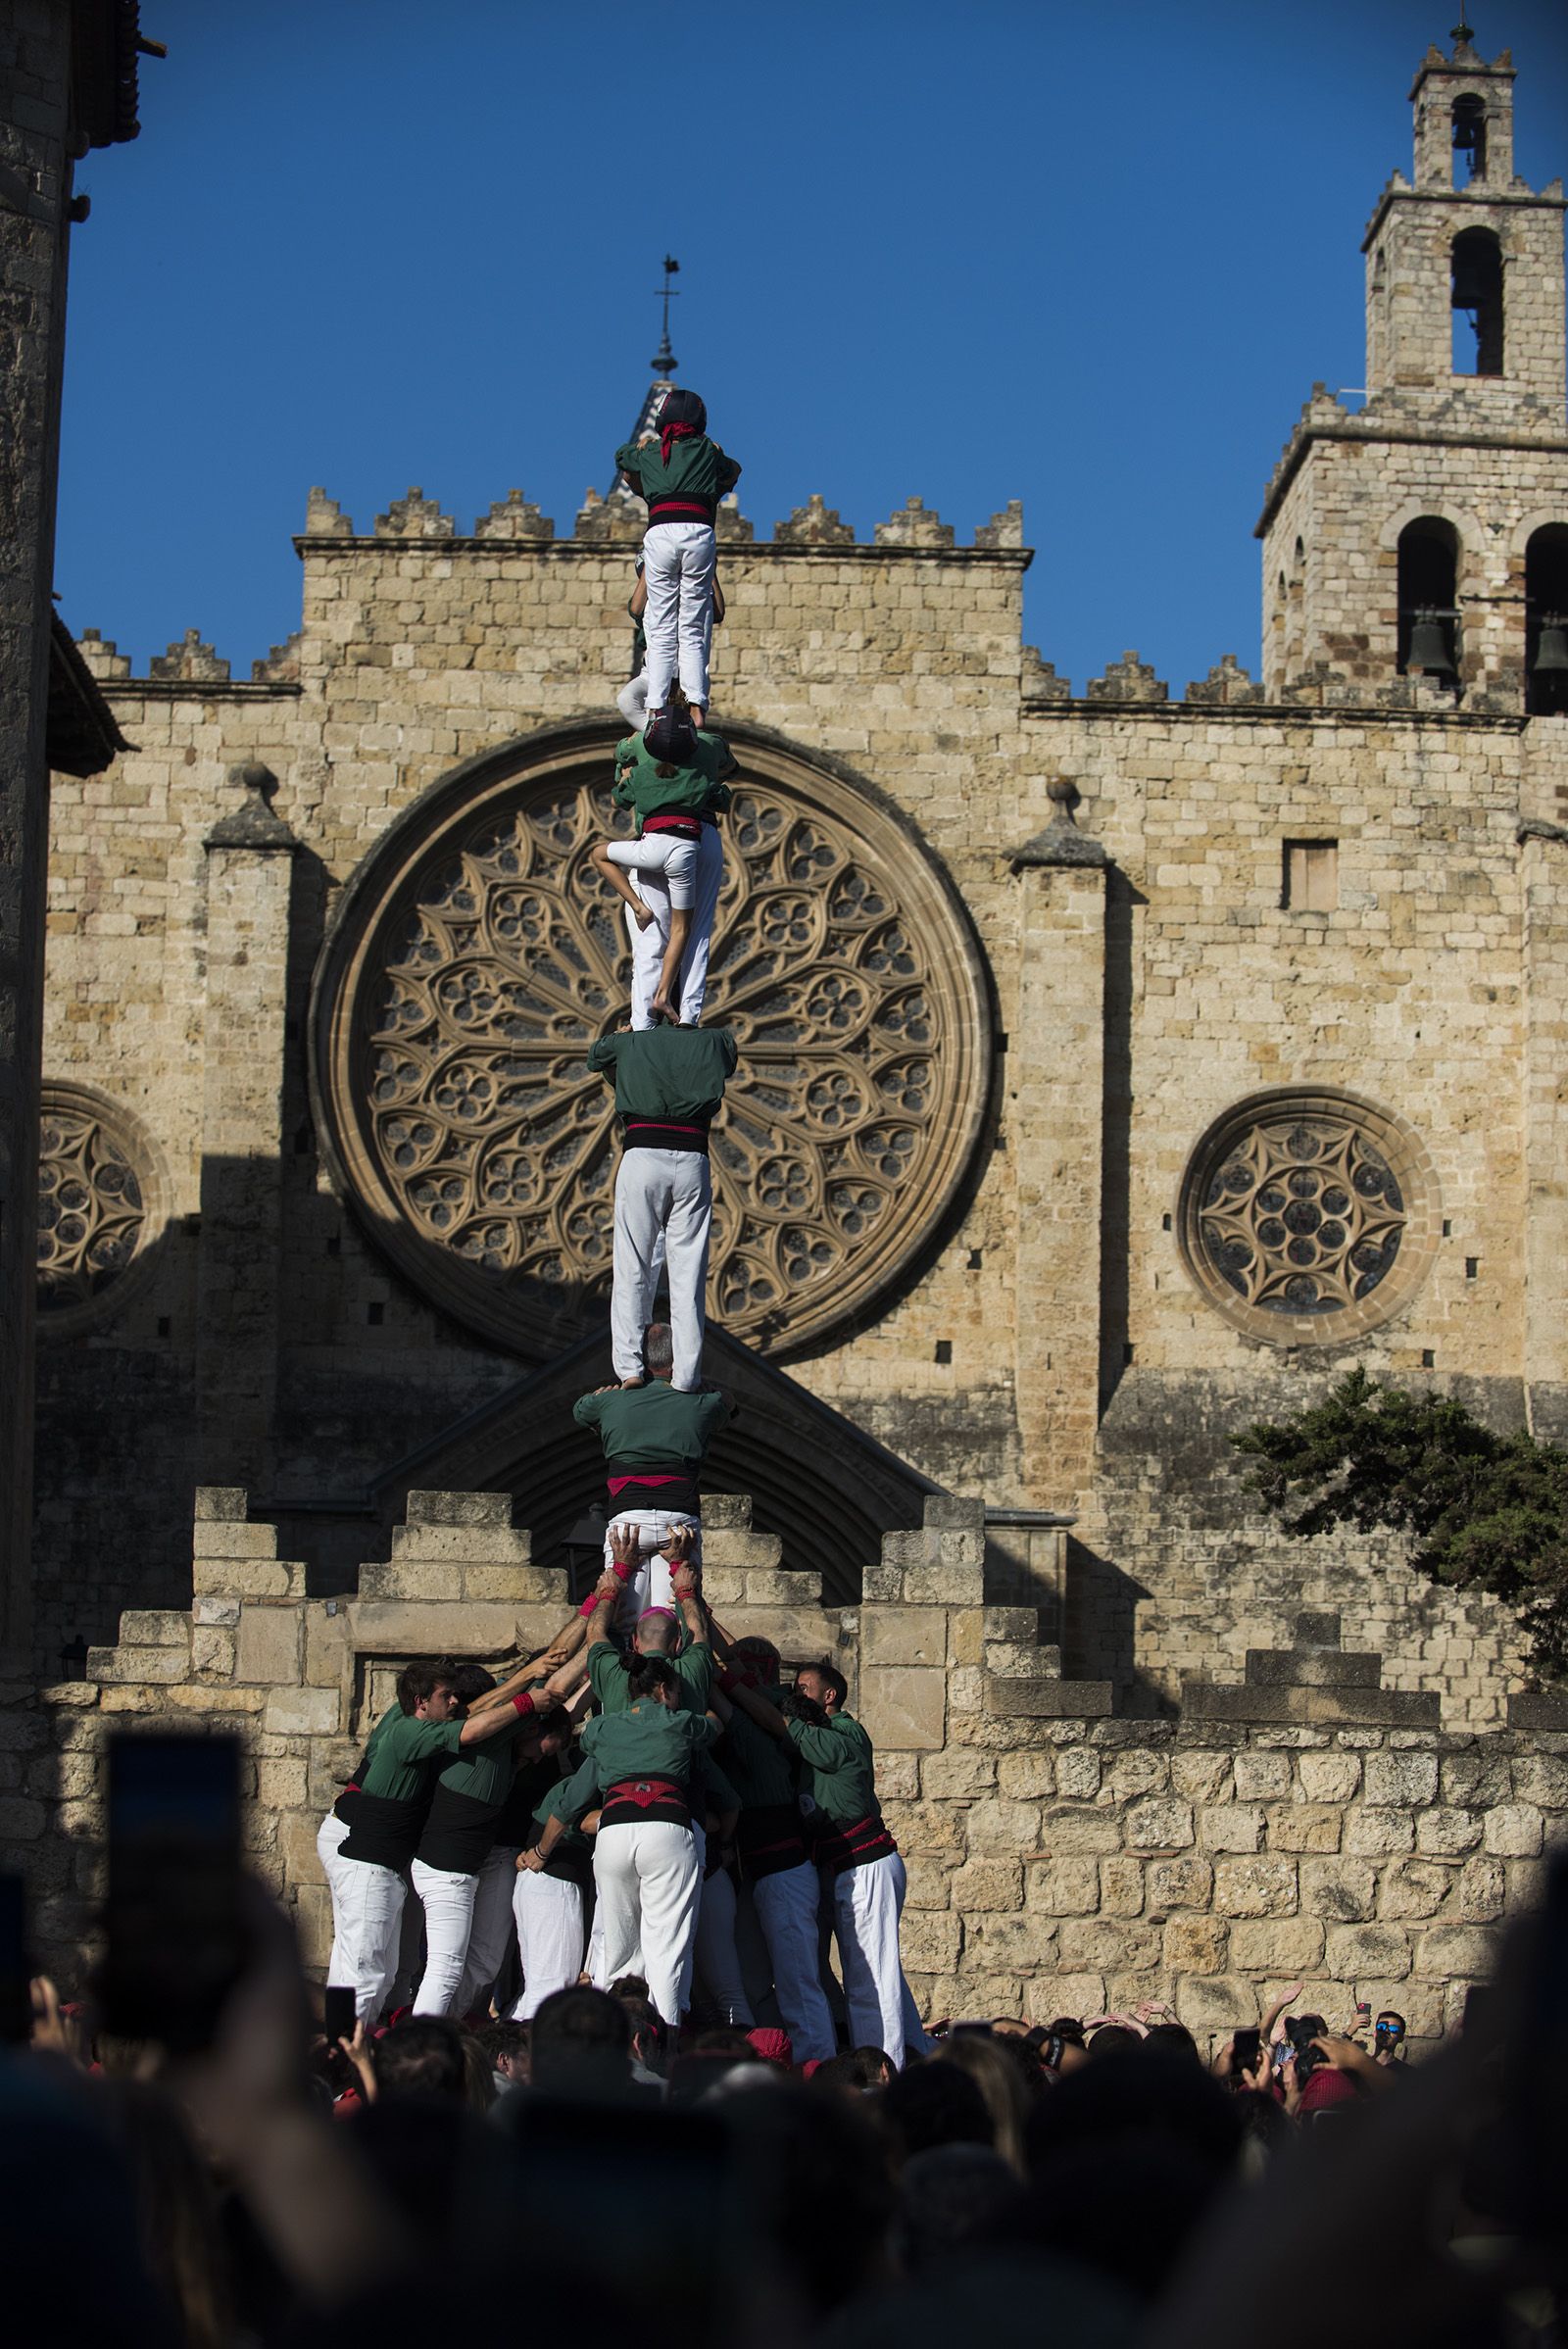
[658,386,707,435]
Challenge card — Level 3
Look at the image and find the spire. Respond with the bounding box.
[612,258,682,496]
[652,253,679,376]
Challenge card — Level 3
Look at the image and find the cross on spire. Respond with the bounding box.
[1450,14,1475,44]
[613,258,687,492]
[652,254,679,375]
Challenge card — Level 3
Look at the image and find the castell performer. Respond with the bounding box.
[574,1328,733,1608]
[722,1660,926,2068]
[613,385,741,735]
[590,705,735,1028]
[708,1637,838,2065]
[326,1654,552,2026]
[584,1019,737,1395]
[618,555,726,735]
[526,1649,738,2028]
[408,1671,570,2019]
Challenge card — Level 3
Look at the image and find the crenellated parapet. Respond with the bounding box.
[473,489,555,541]
[773,493,855,545]
[74,628,131,681]
[874,496,956,549]
[1184,654,1264,706]
[148,629,230,683]
[1085,649,1167,704]
[373,486,454,538]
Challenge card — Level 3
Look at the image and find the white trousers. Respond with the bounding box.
[622,822,723,1031]
[602,1509,703,1620]
[612,1147,711,1390]
[329,1856,407,2026]
[755,1862,836,2064]
[318,1812,354,1987]
[510,1870,587,2020]
[696,1864,755,2027]
[455,1847,519,2016]
[831,1852,911,2068]
[410,1857,482,2017]
[643,521,715,710]
[595,1819,702,2028]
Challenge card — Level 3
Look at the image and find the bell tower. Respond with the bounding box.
[1257,26,1568,709]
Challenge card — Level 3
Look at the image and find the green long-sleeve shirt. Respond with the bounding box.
[589,1634,714,1716]
[614,432,741,518]
[584,1026,737,1126]
[358,1704,465,1801]
[556,1703,721,1825]
[572,1378,733,1472]
[720,1697,798,1811]
[430,1705,533,1807]
[784,1709,880,1830]
[613,730,735,832]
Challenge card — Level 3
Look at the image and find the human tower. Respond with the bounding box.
[316,389,925,2071]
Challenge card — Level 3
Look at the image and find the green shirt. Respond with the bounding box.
[784,1708,879,1831]
[584,1026,738,1126]
[721,1697,798,1811]
[533,1773,593,1855]
[572,1378,733,1471]
[358,1704,465,1802]
[613,730,734,832]
[431,1706,533,1807]
[614,431,742,513]
[556,1703,721,1824]
[589,1636,714,1717]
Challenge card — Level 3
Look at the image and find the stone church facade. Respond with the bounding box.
[12,35,1568,2028]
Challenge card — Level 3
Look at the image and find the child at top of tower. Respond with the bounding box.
[614,388,741,736]
[588,697,736,1028]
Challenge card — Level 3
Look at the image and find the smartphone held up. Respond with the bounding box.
[93,1731,247,2059]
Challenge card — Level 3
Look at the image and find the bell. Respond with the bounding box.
[1531,615,1568,676]
[1406,608,1456,678]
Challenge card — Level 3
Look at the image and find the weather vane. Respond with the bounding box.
[652,256,680,376]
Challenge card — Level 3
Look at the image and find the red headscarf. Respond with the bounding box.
[661,418,699,465]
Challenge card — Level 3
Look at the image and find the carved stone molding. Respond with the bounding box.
[35,1081,171,1338]
[1177,1087,1441,1347]
[311,722,993,1360]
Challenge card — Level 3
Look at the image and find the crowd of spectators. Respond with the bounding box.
[6,1871,1563,2349]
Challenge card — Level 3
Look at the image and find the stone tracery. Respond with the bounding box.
[1180,1089,1439,1346]
[34,1083,163,1332]
[317,736,990,1358]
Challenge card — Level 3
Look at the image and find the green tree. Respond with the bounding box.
[1232,1369,1568,1680]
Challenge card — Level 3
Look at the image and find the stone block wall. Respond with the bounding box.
[0,0,74,1655]
[7,1492,1560,2061]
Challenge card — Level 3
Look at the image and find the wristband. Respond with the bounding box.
[512,1691,536,1718]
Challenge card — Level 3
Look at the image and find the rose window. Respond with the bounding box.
[311,726,990,1358]
[35,1083,167,1335]
[1178,1090,1439,1346]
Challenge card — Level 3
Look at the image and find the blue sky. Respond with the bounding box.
[56,0,1568,696]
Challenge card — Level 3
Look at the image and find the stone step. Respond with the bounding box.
[1245,1649,1384,1688]
[983,1674,1113,1718]
[984,1641,1065,1681]
[1183,1681,1442,1728]
[117,1609,192,1648]
[1508,1690,1568,1732]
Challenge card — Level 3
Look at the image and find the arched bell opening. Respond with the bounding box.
[1525,523,1568,718]
[1396,516,1461,689]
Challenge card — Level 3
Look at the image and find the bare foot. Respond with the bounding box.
[650,994,674,1023]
